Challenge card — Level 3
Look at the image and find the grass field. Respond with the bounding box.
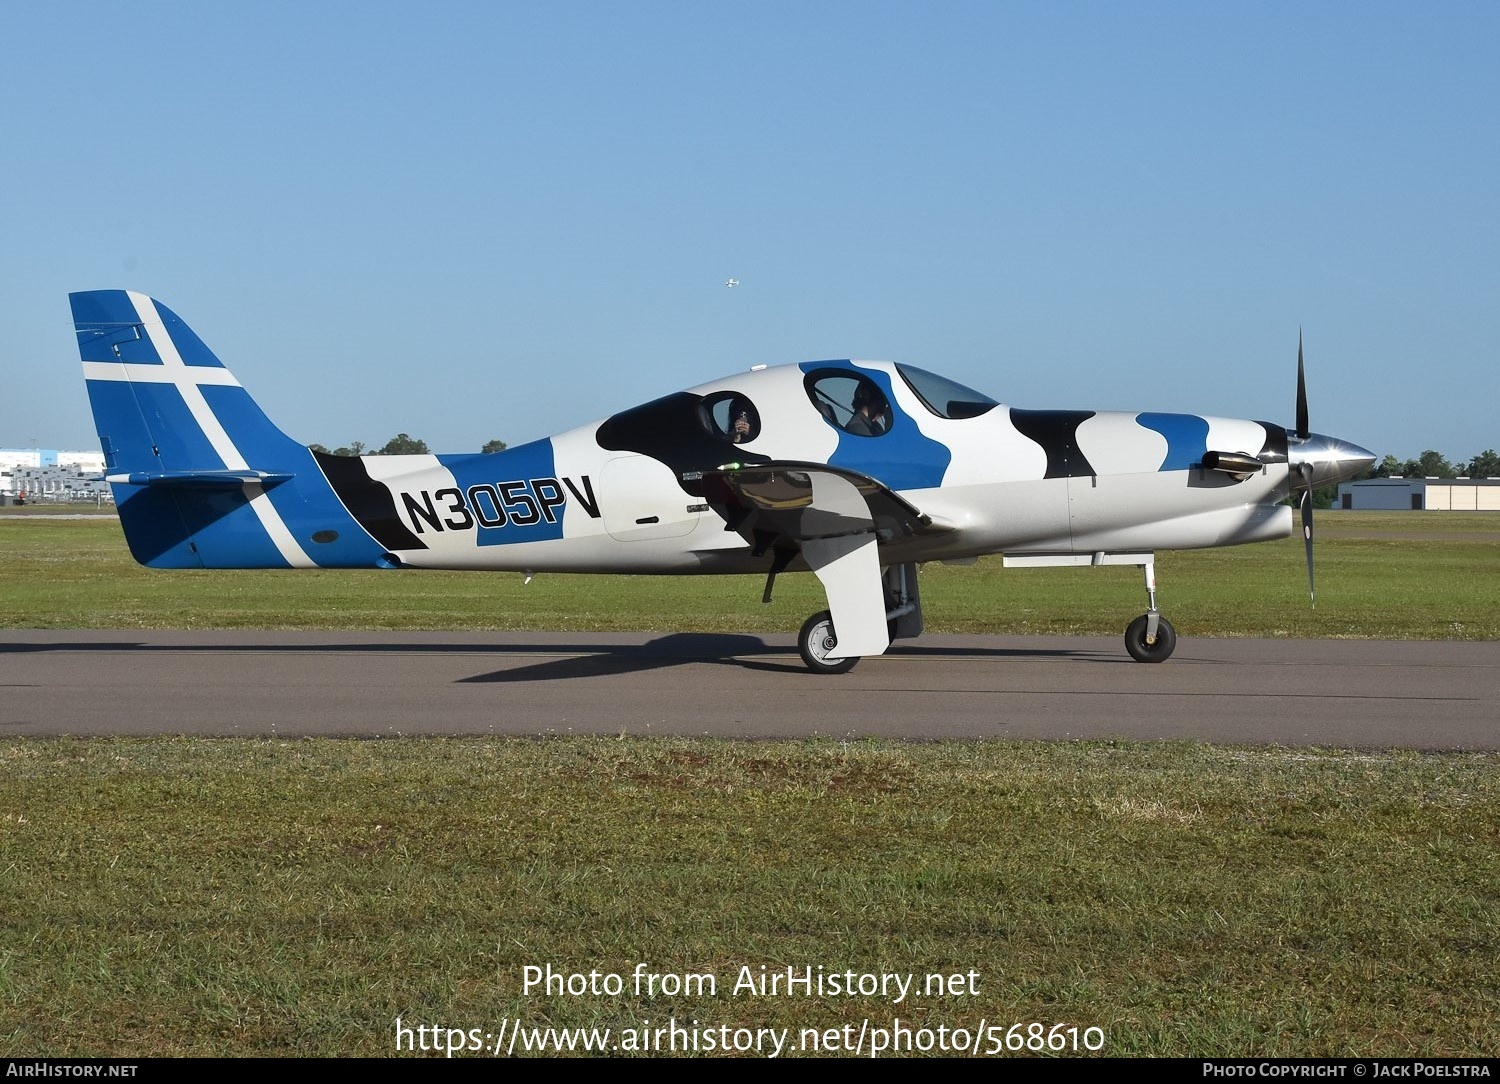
[3,738,1496,1058]
[1,511,1497,1057]
[3,511,1498,640]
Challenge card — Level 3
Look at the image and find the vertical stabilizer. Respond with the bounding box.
[72,290,390,569]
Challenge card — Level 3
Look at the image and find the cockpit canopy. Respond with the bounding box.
[695,361,999,447]
[700,390,762,444]
[804,369,894,437]
[893,364,998,420]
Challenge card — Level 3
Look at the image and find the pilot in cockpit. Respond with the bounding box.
[846,383,890,437]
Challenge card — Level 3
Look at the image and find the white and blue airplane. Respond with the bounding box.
[71,289,1375,673]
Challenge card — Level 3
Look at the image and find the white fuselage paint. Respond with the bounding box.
[362,361,1293,575]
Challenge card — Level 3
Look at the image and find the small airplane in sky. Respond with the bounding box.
[725,278,739,288]
[71,290,1374,673]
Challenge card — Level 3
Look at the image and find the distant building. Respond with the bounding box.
[1335,477,1500,511]
[0,448,110,503]
[0,448,106,473]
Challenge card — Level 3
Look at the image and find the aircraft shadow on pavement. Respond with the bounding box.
[460,635,1121,682]
[458,633,785,681]
[3,634,1123,681]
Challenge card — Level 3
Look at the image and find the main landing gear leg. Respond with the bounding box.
[1124,556,1176,663]
[798,563,925,675]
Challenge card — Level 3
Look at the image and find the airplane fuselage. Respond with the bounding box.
[341,359,1293,575]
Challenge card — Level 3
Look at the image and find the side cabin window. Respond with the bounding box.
[804,370,893,437]
[701,391,761,444]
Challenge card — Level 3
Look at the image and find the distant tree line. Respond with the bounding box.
[1370,449,1500,480]
[307,436,508,456]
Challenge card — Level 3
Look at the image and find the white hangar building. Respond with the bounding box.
[1335,477,1500,511]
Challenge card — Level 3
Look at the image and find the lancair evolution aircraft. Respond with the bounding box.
[72,290,1375,673]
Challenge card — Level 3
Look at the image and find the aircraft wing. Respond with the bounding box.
[693,462,945,659]
[694,461,939,543]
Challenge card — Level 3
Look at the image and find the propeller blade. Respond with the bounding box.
[1300,463,1316,607]
[1295,330,1309,441]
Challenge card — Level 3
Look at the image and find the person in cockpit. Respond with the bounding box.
[728,397,754,442]
[845,383,890,436]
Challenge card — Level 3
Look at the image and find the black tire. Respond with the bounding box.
[1124,614,1176,663]
[798,610,859,675]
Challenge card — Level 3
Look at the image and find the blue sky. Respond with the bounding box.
[4,2,1496,462]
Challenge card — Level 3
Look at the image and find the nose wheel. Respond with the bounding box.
[798,610,859,675]
[1124,613,1176,663]
[1124,556,1176,663]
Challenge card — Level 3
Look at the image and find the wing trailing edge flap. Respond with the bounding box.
[701,462,946,660]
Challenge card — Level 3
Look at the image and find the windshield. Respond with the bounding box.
[895,364,998,420]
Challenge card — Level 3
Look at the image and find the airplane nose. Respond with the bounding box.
[1287,432,1377,489]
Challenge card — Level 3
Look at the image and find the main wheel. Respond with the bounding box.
[798,610,859,674]
[1124,614,1176,663]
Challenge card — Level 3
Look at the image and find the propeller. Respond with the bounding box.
[1299,463,1316,606]
[1209,331,1372,608]
[1295,330,1309,441]
[1294,331,1316,606]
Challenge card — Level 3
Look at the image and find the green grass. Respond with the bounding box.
[1,739,1495,1057]
[3,512,1498,639]
[3,511,1497,1057]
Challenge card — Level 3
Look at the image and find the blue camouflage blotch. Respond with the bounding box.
[440,438,567,546]
[1137,413,1210,471]
[798,362,951,490]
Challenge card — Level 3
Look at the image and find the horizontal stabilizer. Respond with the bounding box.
[103,470,295,489]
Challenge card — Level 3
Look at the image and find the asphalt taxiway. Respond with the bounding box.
[2,630,1495,748]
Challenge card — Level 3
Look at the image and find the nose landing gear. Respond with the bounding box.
[1124,557,1176,662]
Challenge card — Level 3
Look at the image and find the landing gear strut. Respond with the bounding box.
[1124,557,1176,662]
[796,564,925,674]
